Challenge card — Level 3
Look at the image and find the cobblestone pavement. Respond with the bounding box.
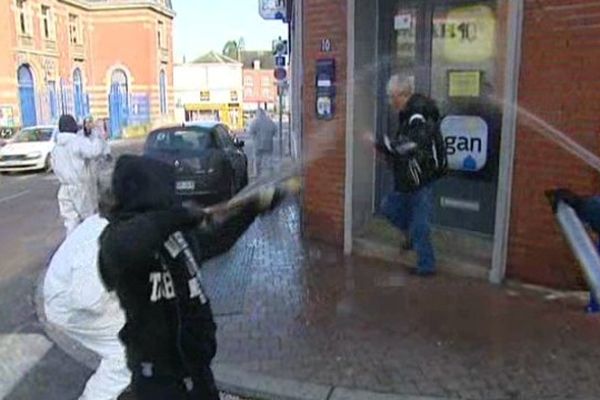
[207,200,600,400]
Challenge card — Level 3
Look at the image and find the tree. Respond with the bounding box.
[222,37,245,61]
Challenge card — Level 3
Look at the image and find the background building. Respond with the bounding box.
[241,51,277,115]
[173,51,244,130]
[0,0,175,137]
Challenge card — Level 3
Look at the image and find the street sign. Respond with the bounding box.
[259,0,286,20]
[275,55,286,67]
[274,67,287,81]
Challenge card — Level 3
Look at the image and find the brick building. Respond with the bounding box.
[241,51,277,113]
[288,0,599,289]
[0,0,174,136]
[173,52,244,130]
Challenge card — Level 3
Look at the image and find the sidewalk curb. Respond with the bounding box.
[34,267,447,400]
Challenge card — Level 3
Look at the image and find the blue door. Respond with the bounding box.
[18,65,37,127]
[73,68,84,119]
[47,81,58,121]
[108,69,129,138]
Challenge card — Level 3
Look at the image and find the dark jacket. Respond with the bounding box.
[99,155,260,379]
[377,94,447,192]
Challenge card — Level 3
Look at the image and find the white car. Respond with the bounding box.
[0,126,55,173]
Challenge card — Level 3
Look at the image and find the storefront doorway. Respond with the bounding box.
[359,0,510,274]
[376,0,507,237]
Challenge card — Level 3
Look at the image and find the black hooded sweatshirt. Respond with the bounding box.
[378,93,447,192]
[99,155,261,379]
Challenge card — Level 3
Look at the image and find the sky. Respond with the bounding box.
[172,0,288,62]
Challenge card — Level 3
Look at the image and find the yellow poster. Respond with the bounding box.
[440,5,496,63]
[448,71,481,97]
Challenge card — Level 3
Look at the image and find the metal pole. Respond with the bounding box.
[554,201,600,302]
[279,93,283,158]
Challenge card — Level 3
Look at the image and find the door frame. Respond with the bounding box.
[368,0,523,282]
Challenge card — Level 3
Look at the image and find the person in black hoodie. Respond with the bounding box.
[376,74,447,277]
[98,155,288,399]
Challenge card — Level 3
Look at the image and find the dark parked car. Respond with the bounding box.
[144,121,248,204]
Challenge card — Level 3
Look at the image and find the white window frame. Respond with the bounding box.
[16,0,33,37]
[41,5,56,41]
[69,13,82,45]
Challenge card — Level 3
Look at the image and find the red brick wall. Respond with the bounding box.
[507,0,600,288]
[302,0,347,245]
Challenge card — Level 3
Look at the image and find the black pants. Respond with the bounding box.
[132,366,219,400]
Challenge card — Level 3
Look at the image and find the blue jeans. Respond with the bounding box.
[381,186,435,273]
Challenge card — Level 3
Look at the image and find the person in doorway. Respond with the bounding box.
[98,155,292,400]
[44,170,132,400]
[52,114,106,235]
[248,107,277,176]
[375,74,448,277]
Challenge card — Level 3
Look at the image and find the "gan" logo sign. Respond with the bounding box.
[440,115,488,172]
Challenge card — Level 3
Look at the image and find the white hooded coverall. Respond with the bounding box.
[51,131,107,235]
[44,214,131,400]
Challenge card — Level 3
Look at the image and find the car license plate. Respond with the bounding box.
[176,180,195,191]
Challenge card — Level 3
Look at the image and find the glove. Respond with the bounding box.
[256,177,301,213]
[546,188,581,213]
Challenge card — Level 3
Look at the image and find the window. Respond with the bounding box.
[215,126,235,149]
[200,91,210,102]
[16,0,32,36]
[73,68,84,118]
[261,76,271,87]
[244,87,253,98]
[159,70,167,115]
[262,88,271,98]
[148,129,215,151]
[69,14,80,45]
[230,91,238,102]
[157,21,164,48]
[244,76,254,87]
[41,5,55,40]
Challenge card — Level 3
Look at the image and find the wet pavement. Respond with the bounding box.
[212,200,600,399]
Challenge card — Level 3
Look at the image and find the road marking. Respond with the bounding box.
[0,333,53,398]
[0,190,30,205]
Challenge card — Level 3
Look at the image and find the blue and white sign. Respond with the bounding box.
[440,115,488,172]
[259,0,286,20]
[275,55,286,67]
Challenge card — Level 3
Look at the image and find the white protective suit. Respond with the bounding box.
[52,131,107,235]
[44,214,130,400]
[247,108,277,176]
[79,129,111,217]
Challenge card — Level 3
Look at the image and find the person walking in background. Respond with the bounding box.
[375,74,447,277]
[248,107,277,176]
[52,114,106,235]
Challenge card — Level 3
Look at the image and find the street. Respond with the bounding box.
[0,141,141,399]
